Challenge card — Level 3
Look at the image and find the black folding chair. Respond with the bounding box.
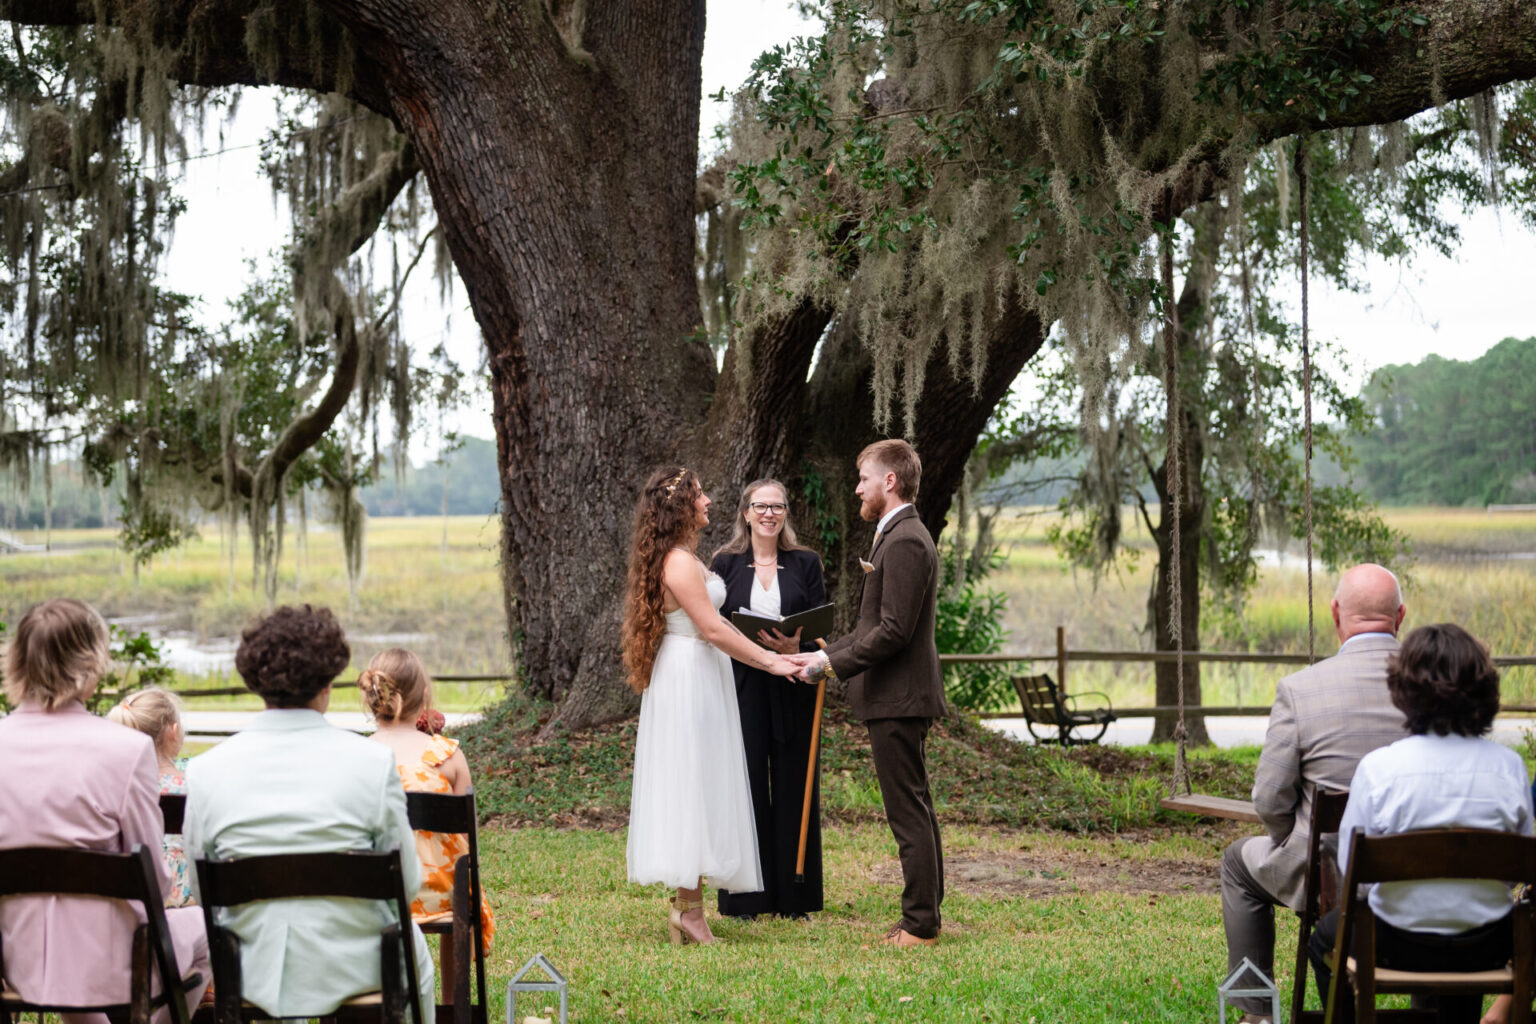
[0,845,200,1024]
[160,792,187,835]
[194,848,422,1024]
[1292,788,1351,1023]
[1325,828,1536,1024]
[405,790,488,1024]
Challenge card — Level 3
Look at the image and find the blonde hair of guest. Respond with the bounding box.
[107,686,186,764]
[3,598,112,710]
[357,648,432,724]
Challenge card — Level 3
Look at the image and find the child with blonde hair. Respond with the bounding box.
[107,686,193,907]
[360,648,495,963]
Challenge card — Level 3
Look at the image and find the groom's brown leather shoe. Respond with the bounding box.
[879,925,936,948]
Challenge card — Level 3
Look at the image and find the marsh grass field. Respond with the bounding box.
[3,505,1532,710]
[3,508,1534,1020]
[984,505,1536,710]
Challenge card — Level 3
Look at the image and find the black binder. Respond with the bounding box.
[730,602,835,648]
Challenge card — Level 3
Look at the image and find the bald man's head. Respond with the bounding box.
[1331,563,1406,642]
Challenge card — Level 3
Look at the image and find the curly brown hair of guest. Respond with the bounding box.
[621,466,703,695]
[1386,623,1501,737]
[235,604,351,708]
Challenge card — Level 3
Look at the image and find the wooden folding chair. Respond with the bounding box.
[405,790,488,1024]
[1292,788,1351,1023]
[194,848,422,1024]
[0,845,200,1024]
[1012,673,1116,745]
[1325,828,1536,1024]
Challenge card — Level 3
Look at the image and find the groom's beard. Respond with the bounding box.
[859,494,888,522]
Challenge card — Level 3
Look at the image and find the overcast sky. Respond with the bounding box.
[160,0,1535,448]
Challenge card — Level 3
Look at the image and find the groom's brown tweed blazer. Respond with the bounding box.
[827,504,947,721]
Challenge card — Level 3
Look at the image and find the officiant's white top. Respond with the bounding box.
[750,569,781,619]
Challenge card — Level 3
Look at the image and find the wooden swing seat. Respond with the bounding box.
[1158,793,1261,823]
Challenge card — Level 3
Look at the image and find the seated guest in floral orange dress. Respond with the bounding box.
[360,648,495,975]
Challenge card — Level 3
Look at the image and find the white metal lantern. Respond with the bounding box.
[506,953,568,1024]
[1217,956,1281,1024]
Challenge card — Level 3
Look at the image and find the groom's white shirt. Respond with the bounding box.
[874,502,912,541]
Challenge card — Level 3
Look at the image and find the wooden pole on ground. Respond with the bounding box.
[796,639,828,883]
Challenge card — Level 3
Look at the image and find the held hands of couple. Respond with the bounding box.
[786,651,830,683]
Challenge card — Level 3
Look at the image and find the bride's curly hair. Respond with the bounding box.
[621,465,703,694]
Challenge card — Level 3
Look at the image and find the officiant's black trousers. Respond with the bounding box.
[868,715,944,938]
[718,670,824,918]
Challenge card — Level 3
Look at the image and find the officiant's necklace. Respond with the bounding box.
[749,548,781,568]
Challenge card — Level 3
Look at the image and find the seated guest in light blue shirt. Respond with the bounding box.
[1308,623,1534,1024]
[186,605,435,1022]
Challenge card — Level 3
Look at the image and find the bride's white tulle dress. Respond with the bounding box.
[626,570,763,893]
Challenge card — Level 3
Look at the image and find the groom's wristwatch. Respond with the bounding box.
[816,651,836,682]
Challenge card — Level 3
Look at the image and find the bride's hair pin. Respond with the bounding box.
[664,468,690,497]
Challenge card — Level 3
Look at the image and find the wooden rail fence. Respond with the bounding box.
[160,624,1536,718]
[943,626,1536,717]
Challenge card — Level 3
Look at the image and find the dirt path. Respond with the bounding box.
[872,846,1219,898]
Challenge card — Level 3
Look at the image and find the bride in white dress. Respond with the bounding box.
[622,466,803,945]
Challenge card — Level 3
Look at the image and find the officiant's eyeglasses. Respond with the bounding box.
[748,502,788,515]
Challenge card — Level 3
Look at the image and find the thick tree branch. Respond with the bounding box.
[205,137,418,500]
[1255,0,1536,139]
[703,297,834,489]
[0,0,394,116]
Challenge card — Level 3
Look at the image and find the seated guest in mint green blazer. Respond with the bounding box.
[185,605,434,1021]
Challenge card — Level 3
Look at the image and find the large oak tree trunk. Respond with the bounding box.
[333,0,717,729]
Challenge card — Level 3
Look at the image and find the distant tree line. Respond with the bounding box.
[1355,337,1536,506]
[1,437,500,531]
[359,437,501,517]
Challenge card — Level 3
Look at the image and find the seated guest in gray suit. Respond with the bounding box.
[1221,564,1410,1023]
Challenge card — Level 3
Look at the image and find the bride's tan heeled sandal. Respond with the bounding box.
[667,896,719,945]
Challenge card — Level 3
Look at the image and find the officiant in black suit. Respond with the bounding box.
[710,478,828,919]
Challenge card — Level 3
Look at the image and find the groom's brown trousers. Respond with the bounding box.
[867,715,944,938]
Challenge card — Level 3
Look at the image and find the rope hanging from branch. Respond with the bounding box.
[1296,138,1317,666]
[1161,186,1191,798]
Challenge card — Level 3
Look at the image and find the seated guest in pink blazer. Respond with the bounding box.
[0,598,210,1024]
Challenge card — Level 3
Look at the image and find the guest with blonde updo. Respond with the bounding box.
[107,686,193,906]
[361,648,495,969]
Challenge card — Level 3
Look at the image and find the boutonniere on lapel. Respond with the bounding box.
[859,558,875,573]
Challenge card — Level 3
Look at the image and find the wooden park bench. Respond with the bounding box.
[1011,673,1117,746]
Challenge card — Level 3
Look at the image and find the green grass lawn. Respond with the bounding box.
[472,823,1265,1023]
[450,691,1513,1022]
[453,694,1269,1021]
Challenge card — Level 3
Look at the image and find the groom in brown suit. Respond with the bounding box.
[796,439,947,947]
